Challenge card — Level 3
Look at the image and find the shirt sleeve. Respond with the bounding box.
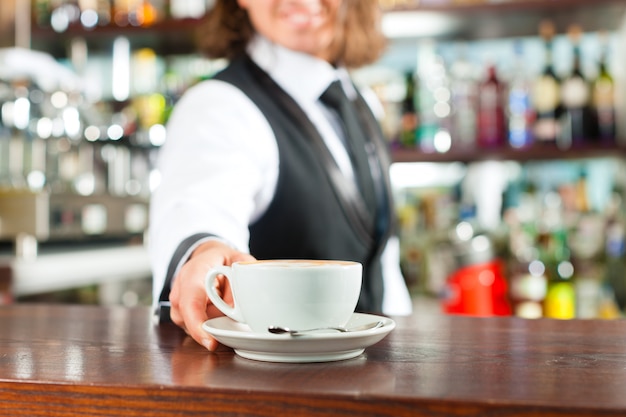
[148,79,279,306]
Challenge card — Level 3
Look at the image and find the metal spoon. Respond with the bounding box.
[267,320,384,336]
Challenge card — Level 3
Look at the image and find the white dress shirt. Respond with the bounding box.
[149,35,412,316]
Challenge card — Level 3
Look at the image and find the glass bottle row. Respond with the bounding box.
[367,23,620,153]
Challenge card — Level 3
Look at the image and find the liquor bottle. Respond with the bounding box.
[504,178,547,318]
[96,0,112,26]
[509,258,547,319]
[34,0,52,27]
[126,0,160,26]
[170,0,208,19]
[49,0,81,32]
[592,31,616,142]
[78,0,98,29]
[507,40,534,149]
[543,228,576,319]
[416,43,452,153]
[532,20,561,145]
[113,0,130,26]
[138,0,166,27]
[0,79,13,187]
[603,186,626,312]
[559,24,593,148]
[476,61,506,148]
[449,44,477,150]
[399,71,418,148]
[574,169,590,213]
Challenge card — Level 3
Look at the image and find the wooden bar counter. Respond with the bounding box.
[1,304,626,416]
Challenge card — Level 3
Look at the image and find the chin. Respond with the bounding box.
[283,35,332,57]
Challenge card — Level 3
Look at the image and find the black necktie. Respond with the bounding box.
[319,81,371,185]
[319,80,388,240]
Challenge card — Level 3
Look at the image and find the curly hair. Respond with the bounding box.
[195,0,387,69]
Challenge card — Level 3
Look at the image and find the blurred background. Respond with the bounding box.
[1,0,625,321]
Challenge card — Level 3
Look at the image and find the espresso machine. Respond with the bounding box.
[0,48,153,301]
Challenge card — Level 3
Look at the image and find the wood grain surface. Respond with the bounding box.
[1,304,625,416]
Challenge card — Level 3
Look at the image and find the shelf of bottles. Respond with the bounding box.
[393,157,626,319]
[20,0,220,192]
[32,0,211,31]
[29,0,213,57]
[365,17,626,320]
[0,1,221,243]
[375,20,624,163]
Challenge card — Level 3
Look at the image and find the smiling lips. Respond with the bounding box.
[279,1,326,29]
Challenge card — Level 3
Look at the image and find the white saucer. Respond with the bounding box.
[202,313,395,363]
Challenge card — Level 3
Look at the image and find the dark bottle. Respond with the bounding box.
[476,62,506,148]
[592,31,616,142]
[532,20,562,145]
[399,71,418,148]
[34,0,52,27]
[559,24,594,148]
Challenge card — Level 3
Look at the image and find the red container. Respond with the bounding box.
[442,259,511,316]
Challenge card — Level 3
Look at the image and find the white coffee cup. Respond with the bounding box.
[205,259,362,334]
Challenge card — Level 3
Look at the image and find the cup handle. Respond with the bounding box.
[205,265,245,323]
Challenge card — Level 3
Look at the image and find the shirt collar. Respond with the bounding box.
[247,34,356,104]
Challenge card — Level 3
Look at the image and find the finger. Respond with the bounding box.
[169,304,185,332]
[179,291,216,351]
[171,264,215,350]
[168,280,185,329]
[234,252,256,263]
[171,293,219,351]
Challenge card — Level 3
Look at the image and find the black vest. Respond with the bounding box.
[213,56,395,313]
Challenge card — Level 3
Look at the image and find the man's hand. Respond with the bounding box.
[168,240,255,350]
